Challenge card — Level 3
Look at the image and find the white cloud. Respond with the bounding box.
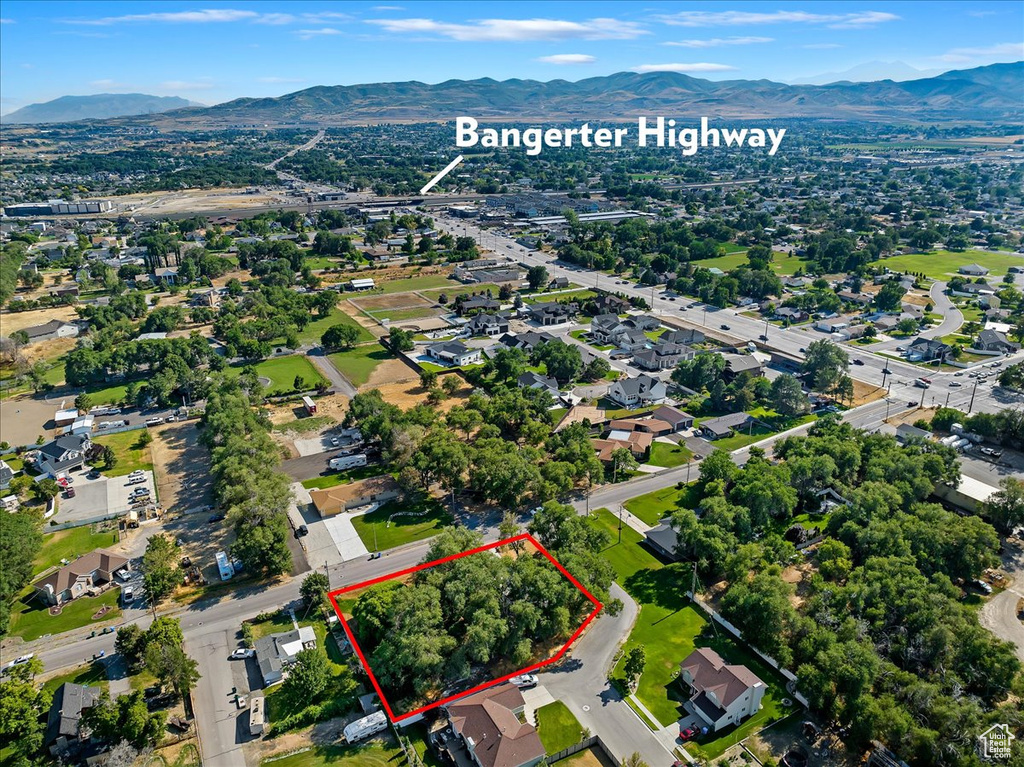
[663,36,772,48]
[295,27,343,40]
[365,17,647,41]
[0,18,15,24]
[654,10,899,29]
[301,12,353,23]
[160,80,216,91]
[633,62,738,73]
[65,9,260,25]
[257,76,307,84]
[536,53,596,64]
[935,41,1024,63]
[802,43,843,49]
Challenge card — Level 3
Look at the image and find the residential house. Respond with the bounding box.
[774,307,809,323]
[498,331,554,352]
[458,297,501,316]
[310,476,400,518]
[527,301,576,326]
[517,371,560,398]
[48,284,79,299]
[0,459,14,490]
[255,626,318,686]
[959,264,990,276]
[466,313,509,337]
[607,375,667,408]
[699,412,757,440]
[722,354,763,381]
[595,426,654,461]
[45,683,101,756]
[954,282,997,297]
[32,549,129,606]
[650,405,695,432]
[873,316,898,333]
[427,341,482,366]
[895,424,932,444]
[548,276,570,290]
[978,295,1001,310]
[679,648,766,733]
[591,294,631,314]
[35,433,91,476]
[975,329,1020,353]
[907,337,951,362]
[660,328,705,346]
[645,522,681,561]
[444,683,545,767]
[633,342,694,371]
[19,319,80,343]
[152,266,179,284]
[837,290,872,307]
[608,417,673,436]
[189,289,218,308]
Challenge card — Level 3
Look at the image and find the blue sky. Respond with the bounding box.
[1,1,1021,113]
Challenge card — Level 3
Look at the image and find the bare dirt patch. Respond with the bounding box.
[851,379,886,407]
[350,293,434,311]
[150,423,214,513]
[21,336,76,366]
[265,393,349,426]
[902,292,933,307]
[0,305,81,334]
[370,372,471,412]
[362,357,418,390]
[885,405,936,427]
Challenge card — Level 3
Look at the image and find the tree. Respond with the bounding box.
[146,641,201,698]
[0,510,42,635]
[420,369,438,391]
[526,265,549,291]
[388,327,415,352]
[490,347,527,382]
[874,281,906,312]
[699,448,736,487]
[35,478,60,501]
[801,339,849,393]
[672,351,726,391]
[623,645,646,690]
[283,647,331,706]
[82,691,165,750]
[621,754,650,767]
[896,317,918,335]
[102,444,118,470]
[142,534,179,605]
[74,392,92,412]
[442,375,461,395]
[300,572,330,615]
[769,374,809,416]
[533,341,582,384]
[816,538,853,581]
[321,323,361,350]
[581,357,611,382]
[0,669,45,764]
[611,447,638,482]
[137,429,153,447]
[115,624,148,668]
[984,477,1024,533]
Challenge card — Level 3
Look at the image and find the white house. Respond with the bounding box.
[426,341,482,367]
[679,648,766,733]
[607,375,667,408]
[35,434,91,477]
[255,626,317,686]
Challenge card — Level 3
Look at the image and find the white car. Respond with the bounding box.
[230,648,255,660]
[128,470,145,478]
[509,674,538,689]
[123,586,135,603]
[145,417,165,427]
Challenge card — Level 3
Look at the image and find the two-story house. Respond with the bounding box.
[679,648,766,733]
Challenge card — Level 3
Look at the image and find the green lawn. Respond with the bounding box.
[300,464,384,491]
[624,484,701,527]
[224,355,328,395]
[712,425,774,451]
[695,251,810,276]
[327,344,395,387]
[83,382,129,407]
[297,307,374,346]
[648,442,693,468]
[588,508,664,584]
[92,430,155,477]
[350,497,453,551]
[420,283,501,302]
[34,526,119,576]
[879,249,1023,280]
[377,274,457,295]
[524,289,596,305]
[535,701,584,753]
[8,587,121,641]
[261,740,403,767]
[40,661,109,699]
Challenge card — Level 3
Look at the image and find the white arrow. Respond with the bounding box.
[419,155,464,195]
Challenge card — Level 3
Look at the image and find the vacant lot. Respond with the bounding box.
[350,292,434,311]
[92,430,155,477]
[880,249,1023,280]
[150,422,214,513]
[535,701,584,753]
[648,441,693,468]
[376,273,456,295]
[368,372,471,411]
[624,483,701,526]
[328,345,395,388]
[0,304,80,334]
[224,355,328,395]
[695,251,811,276]
[297,306,375,346]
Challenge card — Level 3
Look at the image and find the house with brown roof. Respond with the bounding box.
[32,548,129,606]
[444,683,545,767]
[309,475,400,518]
[679,648,766,732]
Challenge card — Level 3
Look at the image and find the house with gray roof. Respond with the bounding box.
[679,648,766,732]
[608,374,667,408]
[35,433,91,477]
[45,682,101,756]
[255,625,317,686]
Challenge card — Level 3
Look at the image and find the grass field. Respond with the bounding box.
[879,249,1023,280]
[34,526,119,576]
[92,430,154,477]
[261,741,403,767]
[300,464,383,490]
[327,344,394,387]
[420,283,501,302]
[297,307,374,346]
[8,586,121,641]
[624,484,701,527]
[40,661,109,699]
[83,382,129,407]
[588,508,665,585]
[224,355,328,395]
[524,289,596,305]
[377,274,457,295]
[695,251,811,276]
[648,442,693,468]
[535,701,584,753]
[351,497,453,551]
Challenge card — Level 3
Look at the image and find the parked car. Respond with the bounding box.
[679,726,699,741]
[64,487,76,498]
[128,470,145,478]
[330,437,340,447]
[853,358,864,366]
[758,334,769,341]
[130,487,150,498]
[509,674,538,689]
[295,524,309,538]
[882,368,893,375]
[230,648,255,660]
[87,469,101,480]
[950,382,962,387]
[720,324,731,330]
[208,513,226,524]
[145,417,164,427]
[123,586,135,603]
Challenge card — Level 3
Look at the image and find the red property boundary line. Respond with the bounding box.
[327,533,603,722]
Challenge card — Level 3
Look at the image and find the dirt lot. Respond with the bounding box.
[266,394,349,458]
[885,405,936,427]
[150,422,215,513]
[0,391,66,445]
[0,304,81,334]
[368,371,471,411]
[117,188,295,216]
[350,293,434,311]
[851,379,886,407]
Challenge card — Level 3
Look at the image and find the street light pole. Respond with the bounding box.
[617,505,623,545]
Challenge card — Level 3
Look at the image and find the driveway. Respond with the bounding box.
[980,537,1024,661]
[308,349,357,398]
[54,470,157,525]
[539,584,681,766]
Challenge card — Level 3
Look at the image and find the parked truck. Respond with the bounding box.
[302,395,317,415]
[216,551,234,581]
[342,711,387,744]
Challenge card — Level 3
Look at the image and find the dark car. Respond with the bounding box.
[87,470,101,480]
[64,487,76,498]
[853,358,864,366]
[759,334,769,341]
[208,513,226,524]
[680,726,699,741]
[882,368,893,375]
[669,297,677,302]
[295,524,309,538]
[721,324,731,330]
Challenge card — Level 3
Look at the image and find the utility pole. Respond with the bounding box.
[969,381,978,413]
[617,505,623,544]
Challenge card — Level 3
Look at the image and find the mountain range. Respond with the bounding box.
[2,94,200,124]
[7,62,1023,127]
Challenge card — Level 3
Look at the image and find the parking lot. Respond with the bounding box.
[54,470,157,525]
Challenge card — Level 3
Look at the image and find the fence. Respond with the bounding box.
[546,735,617,764]
[687,590,811,708]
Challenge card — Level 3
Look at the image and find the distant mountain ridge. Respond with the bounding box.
[2,93,200,124]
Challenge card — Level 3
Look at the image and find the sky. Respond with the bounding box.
[0,1,1022,114]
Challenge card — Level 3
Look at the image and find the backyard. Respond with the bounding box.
[224,355,328,396]
[350,497,454,551]
[535,701,585,753]
[648,442,693,468]
[34,525,120,574]
[92,430,155,477]
[623,484,701,527]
